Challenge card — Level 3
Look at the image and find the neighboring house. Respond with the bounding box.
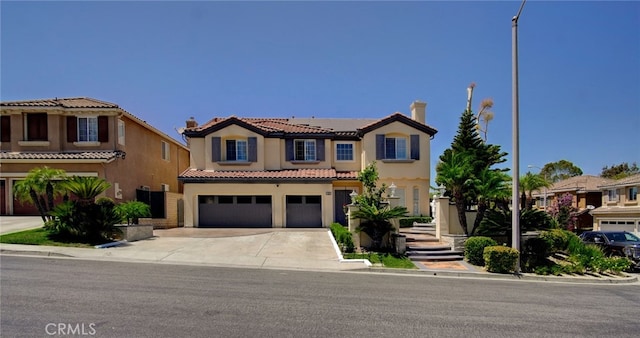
[532,175,614,231]
[590,174,640,235]
[179,101,437,228]
[0,97,190,226]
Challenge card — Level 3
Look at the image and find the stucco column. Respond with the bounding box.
[347,204,360,249]
[436,196,451,239]
[387,196,401,233]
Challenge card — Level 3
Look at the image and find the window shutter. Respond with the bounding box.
[285,139,294,161]
[211,137,221,162]
[1,116,10,142]
[410,134,420,160]
[248,137,257,162]
[67,116,77,142]
[376,134,385,160]
[98,116,108,142]
[316,139,325,161]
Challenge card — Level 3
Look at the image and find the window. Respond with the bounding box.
[295,139,316,161]
[1,116,10,142]
[161,141,170,161]
[608,189,619,202]
[629,187,638,201]
[78,117,98,142]
[118,119,125,145]
[413,187,420,216]
[226,139,248,161]
[336,143,354,161]
[385,137,407,159]
[26,113,48,141]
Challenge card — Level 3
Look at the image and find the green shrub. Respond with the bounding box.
[521,237,552,272]
[539,229,572,253]
[399,216,432,228]
[330,223,355,253]
[464,236,498,266]
[115,200,152,225]
[46,199,121,244]
[483,246,519,273]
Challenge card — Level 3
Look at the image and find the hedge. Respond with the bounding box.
[483,246,519,273]
[464,236,498,266]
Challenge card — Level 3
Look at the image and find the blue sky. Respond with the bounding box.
[2,1,639,180]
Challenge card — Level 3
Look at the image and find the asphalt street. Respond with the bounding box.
[1,256,639,338]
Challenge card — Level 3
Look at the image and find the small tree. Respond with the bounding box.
[520,172,550,209]
[601,162,639,179]
[351,162,408,250]
[541,160,583,183]
[13,166,67,222]
[548,193,578,231]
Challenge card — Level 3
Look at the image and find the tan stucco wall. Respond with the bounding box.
[183,182,335,228]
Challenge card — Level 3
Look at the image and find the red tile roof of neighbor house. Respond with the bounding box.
[548,175,615,193]
[0,151,120,161]
[179,168,359,181]
[597,173,640,189]
[0,97,120,109]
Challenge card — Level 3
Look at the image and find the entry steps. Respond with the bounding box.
[401,223,464,262]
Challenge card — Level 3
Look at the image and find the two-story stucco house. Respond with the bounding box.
[0,97,189,227]
[590,174,640,235]
[179,101,437,228]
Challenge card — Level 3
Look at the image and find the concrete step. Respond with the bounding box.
[402,229,436,234]
[411,223,436,229]
[409,254,464,262]
[407,244,453,251]
[407,250,463,256]
[405,237,439,243]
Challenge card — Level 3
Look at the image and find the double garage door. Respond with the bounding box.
[198,195,321,228]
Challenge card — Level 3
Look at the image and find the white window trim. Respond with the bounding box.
[334,141,355,162]
[77,116,99,142]
[294,139,316,161]
[225,139,248,162]
[385,136,408,160]
[161,141,170,161]
[118,119,125,146]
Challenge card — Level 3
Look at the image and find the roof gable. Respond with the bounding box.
[357,112,438,136]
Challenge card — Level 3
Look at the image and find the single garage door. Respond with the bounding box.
[600,220,638,233]
[286,195,322,228]
[198,195,272,228]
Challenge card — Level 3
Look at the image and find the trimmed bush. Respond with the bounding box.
[539,229,571,253]
[330,223,355,253]
[521,237,552,272]
[464,236,498,266]
[399,216,432,228]
[483,246,519,273]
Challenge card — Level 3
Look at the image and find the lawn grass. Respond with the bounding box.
[344,252,417,269]
[0,227,94,248]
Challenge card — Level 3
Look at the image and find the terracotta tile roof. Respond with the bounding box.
[187,116,334,136]
[597,173,640,189]
[1,97,119,109]
[548,175,615,193]
[179,168,359,181]
[0,151,119,161]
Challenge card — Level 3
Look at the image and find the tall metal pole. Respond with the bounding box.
[512,0,526,273]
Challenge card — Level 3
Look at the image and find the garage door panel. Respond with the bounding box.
[286,195,321,228]
[199,195,272,228]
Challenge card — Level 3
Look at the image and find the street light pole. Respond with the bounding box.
[512,0,526,273]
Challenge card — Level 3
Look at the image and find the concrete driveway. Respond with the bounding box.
[0,216,44,235]
[0,218,366,271]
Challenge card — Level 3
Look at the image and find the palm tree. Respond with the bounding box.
[351,202,408,250]
[13,166,67,222]
[469,168,511,236]
[435,151,474,236]
[62,176,111,206]
[520,172,550,209]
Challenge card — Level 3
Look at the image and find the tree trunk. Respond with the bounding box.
[454,194,468,236]
[29,189,47,223]
[470,201,487,236]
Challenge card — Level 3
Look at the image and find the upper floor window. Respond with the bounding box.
[607,189,619,202]
[1,116,10,142]
[226,139,247,161]
[295,139,316,161]
[161,141,170,161]
[212,136,257,163]
[376,134,420,161]
[629,187,638,201]
[26,113,48,141]
[118,119,125,145]
[336,143,354,161]
[385,137,407,159]
[78,117,98,142]
[67,116,108,143]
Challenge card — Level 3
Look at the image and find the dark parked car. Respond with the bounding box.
[579,231,640,269]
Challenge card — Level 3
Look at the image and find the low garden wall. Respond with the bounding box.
[114,224,154,242]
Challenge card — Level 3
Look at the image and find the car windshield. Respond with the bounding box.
[604,232,640,242]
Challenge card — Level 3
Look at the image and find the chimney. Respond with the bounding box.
[186,117,198,128]
[410,101,427,124]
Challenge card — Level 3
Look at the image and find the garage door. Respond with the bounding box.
[198,195,272,228]
[600,220,638,233]
[286,195,322,228]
